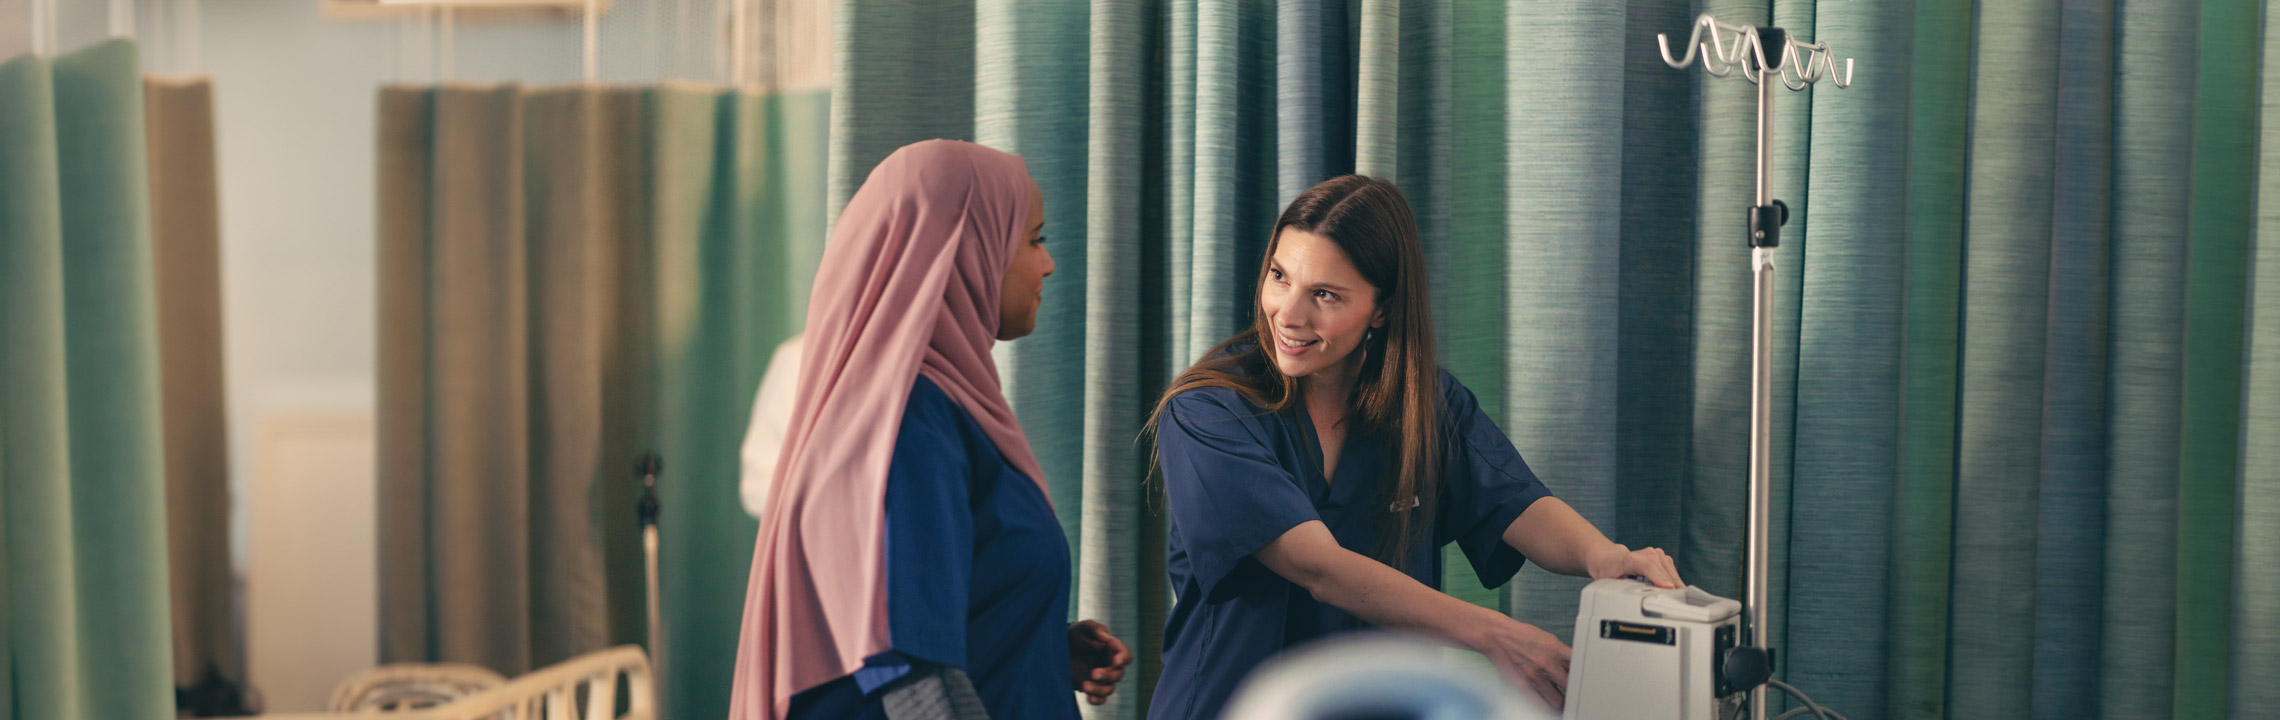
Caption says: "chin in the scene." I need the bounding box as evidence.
[1271,354,1318,379]
[997,319,1037,341]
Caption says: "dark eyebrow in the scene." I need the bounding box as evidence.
[1269,258,1351,293]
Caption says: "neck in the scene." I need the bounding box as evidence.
[1300,353,1363,413]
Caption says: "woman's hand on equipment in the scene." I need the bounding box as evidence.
[1470,617,1571,711]
[1585,543,1684,589]
[1067,620,1132,705]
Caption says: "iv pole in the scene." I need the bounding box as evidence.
[1656,15,1851,720]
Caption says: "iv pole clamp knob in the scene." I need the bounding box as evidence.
[636,452,663,529]
[1749,200,1789,248]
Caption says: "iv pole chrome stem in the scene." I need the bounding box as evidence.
[1745,50,1776,720]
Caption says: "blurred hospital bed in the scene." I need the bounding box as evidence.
[229,645,654,720]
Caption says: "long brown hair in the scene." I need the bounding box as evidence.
[1146,175,1441,567]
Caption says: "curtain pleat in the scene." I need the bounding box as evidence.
[145,74,238,695]
[1763,1,1814,675]
[1498,0,1626,643]
[1892,1,1969,717]
[1082,0,1161,714]
[1392,0,1447,356]
[1185,0,1260,364]
[1615,0,1697,583]
[2034,3,2115,719]
[2234,7,2280,717]
[2102,2,2196,718]
[2235,7,2280,712]
[1435,0,1508,611]
[0,51,89,720]
[652,86,761,720]
[2175,2,2260,716]
[1275,0,1335,207]
[0,40,174,720]
[827,0,976,229]
[1784,2,1908,716]
[427,85,537,673]
[522,88,612,667]
[1167,0,1197,368]
[1354,0,1397,179]
[50,40,175,720]
[375,85,436,669]
[651,86,824,720]
[592,86,657,683]
[1945,3,2058,718]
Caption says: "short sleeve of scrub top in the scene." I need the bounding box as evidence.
[1156,388,1324,598]
[1432,369,1553,587]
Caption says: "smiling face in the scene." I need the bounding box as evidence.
[1259,228,1384,384]
[997,176,1054,340]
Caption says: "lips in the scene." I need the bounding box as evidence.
[1275,332,1319,356]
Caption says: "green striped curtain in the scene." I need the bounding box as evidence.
[0,40,176,720]
[375,83,828,719]
[830,1,2280,719]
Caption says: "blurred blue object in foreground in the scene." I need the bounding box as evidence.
[1218,633,1558,720]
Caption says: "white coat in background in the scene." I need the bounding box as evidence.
[740,334,804,519]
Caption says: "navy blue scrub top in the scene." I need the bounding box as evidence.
[786,376,1080,720]
[1149,366,1553,720]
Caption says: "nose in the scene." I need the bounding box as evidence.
[1274,301,1309,330]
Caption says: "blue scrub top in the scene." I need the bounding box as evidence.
[1148,365,1552,720]
[786,376,1080,720]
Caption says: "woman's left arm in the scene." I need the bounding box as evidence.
[1500,497,1685,589]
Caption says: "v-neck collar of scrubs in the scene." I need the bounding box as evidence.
[1287,391,1378,506]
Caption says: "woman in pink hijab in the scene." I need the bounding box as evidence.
[729,140,1131,720]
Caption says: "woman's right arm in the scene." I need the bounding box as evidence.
[1254,521,1573,711]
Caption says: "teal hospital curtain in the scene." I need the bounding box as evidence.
[375,83,829,719]
[0,40,177,720]
[831,1,2280,719]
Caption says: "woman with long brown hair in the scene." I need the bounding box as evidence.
[1147,175,1682,719]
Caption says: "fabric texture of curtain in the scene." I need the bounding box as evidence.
[0,39,178,720]
[374,83,828,719]
[829,1,2280,719]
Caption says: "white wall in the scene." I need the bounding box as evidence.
[246,413,377,713]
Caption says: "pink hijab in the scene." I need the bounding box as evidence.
[727,140,1049,719]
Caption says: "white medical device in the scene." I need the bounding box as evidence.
[1563,578,1757,720]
